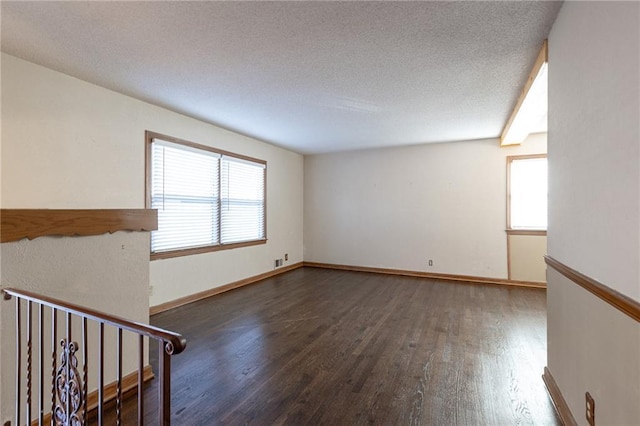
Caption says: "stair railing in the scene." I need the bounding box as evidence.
[2,288,186,426]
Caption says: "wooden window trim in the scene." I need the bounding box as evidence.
[150,239,267,260]
[145,131,266,165]
[145,131,267,260]
[505,229,547,236]
[500,40,548,146]
[506,153,547,231]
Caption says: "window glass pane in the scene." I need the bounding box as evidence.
[220,156,265,244]
[151,142,220,252]
[510,157,547,229]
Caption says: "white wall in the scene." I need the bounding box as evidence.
[547,1,640,423]
[548,2,639,299]
[1,233,150,422]
[1,53,303,422]
[304,133,546,279]
[150,147,303,306]
[1,53,304,309]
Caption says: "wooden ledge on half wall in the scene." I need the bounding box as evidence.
[0,209,158,243]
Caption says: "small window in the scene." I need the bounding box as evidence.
[146,131,266,259]
[507,155,547,230]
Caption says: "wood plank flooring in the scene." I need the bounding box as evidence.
[116,267,559,425]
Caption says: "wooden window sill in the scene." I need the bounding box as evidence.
[151,238,267,260]
[506,229,547,236]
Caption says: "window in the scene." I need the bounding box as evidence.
[507,155,547,230]
[146,131,266,259]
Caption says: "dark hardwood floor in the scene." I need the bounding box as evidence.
[115,267,559,425]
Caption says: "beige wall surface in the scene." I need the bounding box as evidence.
[1,53,304,308]
[149,148,303,307]
[304,133,547,279]
[0,232,150,423]
[508,234,546,283]
[1,53,303,422]
[547,269,640,424]
[548,2,639,299]
[547,1,640,424]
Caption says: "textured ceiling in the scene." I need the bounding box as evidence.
[1,1,561,154]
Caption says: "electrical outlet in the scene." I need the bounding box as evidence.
[428,259,433,267]
[285,253,288,261]
[586,392,595,426]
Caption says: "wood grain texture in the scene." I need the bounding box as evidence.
[542,367,578,426]
[506,229,548,236]
[145,130,267,166]
[545,255,640,323]
[114,267,558,424]
[1,209,157,243]
[149,262,304,315]
[500,40,548,146]
[304,261,546,288]
[507,229,512,280]
[150,239,267,260]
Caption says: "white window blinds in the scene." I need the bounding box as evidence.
[150,138,266,254]
[221,156,266,244]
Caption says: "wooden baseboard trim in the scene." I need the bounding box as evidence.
[32,365,154,425]
[542,366,577,426]
[1,209,158,243]
[150,260,544,316]
[302,262,546,289]
[89,364,154,413]
[150,262,304,315]
[545,255,640,323]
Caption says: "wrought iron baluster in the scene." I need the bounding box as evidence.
[15,297,22,426]
[82,317,88,422]
[98,322,104,426]
[3,288,186,426]
[39,303,44,425]
[54,314,84,425]
[51,308,57,425]
[26,300,32,424]
[116,328,123,426]
[66,313,71,425]
[160,341,174,426]
[138,334,145,425]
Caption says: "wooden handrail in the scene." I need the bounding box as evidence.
[2,287,186,425]
[2,288,186,354]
